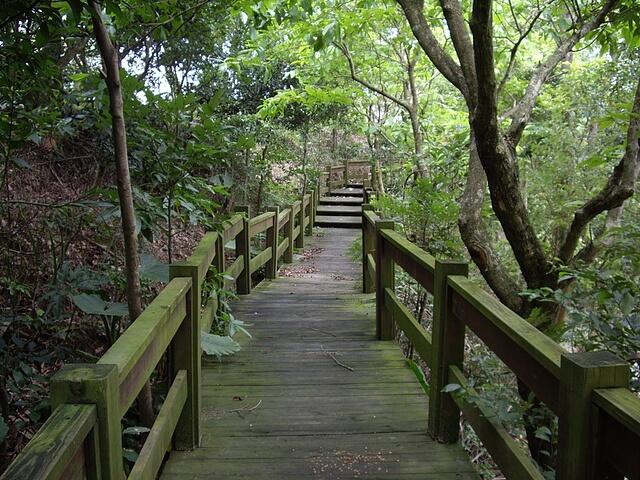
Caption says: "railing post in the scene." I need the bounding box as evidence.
[169,265,201,450]
[344,159,350,186]
[284,204,295,264]
[375,219,395,340]
[295,198,305,249]
[234,206,251,294]
[266,206,279,279]
[51,363,122,480]
[364,187,374,204]
[558,351,629,480]
[304,194,313,236]
[214,232,225,282]
[429,259,469,443]
[308,189,316,232]
[362,205,375,294]
[326,165,333,195]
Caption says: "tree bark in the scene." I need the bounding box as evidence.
[88,0,155,428]
[396,0,469,100]
[458,136,523,312]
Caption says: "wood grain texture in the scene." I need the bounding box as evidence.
[159,228,479,479]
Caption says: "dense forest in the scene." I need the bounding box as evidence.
[1,0,639,478]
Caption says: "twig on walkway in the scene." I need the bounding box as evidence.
[233,400,262,419]
[308,326,337,337]
[321,345,355,371]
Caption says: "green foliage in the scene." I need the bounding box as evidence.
[1,0,639,475]
[373,142,466,258]
[407,359,429,395]
[201,333,241,359]
[200,266,251,359]
[522,53,639,252]
[524,221,640,389]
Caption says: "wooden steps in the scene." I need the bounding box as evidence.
[315,186,364,229]
[316,205,362,215]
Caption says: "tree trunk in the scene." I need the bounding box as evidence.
[458,135,523,312]
[89,0,155,428]
[301,130,309,196]
[396,0,628,470]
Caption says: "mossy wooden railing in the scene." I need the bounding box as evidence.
[320,159,371,196]
[363,205,640,480]
[0,193,316,480]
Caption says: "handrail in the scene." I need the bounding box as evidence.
[1,191,317,480]
[362,206,640,480]
[322,159,372,195]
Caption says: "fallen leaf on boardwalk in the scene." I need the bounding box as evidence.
[279,266,318,277]
[311,450,388,476]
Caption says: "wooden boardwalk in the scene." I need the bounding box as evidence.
[160,228,479,479]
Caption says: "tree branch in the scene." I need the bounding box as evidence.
[504,0,619,146]
[471,0,551,291]
[496,2,549,99]
[335,42,412,112]
[558,75,640,263]
[439,0,477,108]
[396,0,469,102]
[120,0,211,58]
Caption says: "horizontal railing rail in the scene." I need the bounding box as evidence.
[362,205,640,480]
[321,159,372,196]
[1,192,317,480]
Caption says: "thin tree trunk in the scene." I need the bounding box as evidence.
[301,130,309,196]
[89,0,155,428]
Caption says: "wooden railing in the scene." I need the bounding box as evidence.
[0,193,316,480]
[363,205,640,480]
[320,159,371,196]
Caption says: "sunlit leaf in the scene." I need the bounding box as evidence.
[72,294,129,317]
[201,333,241,358]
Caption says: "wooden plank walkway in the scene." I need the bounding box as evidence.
[160,228,479,479]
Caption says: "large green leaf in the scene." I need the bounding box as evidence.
[201,333,241,358]
[139,253,169,283]
[72,294,129,317]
